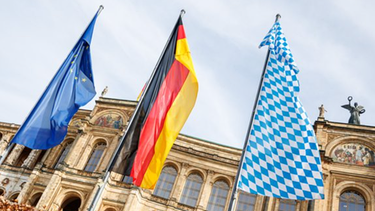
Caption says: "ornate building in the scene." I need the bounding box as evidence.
[0,97,374,211]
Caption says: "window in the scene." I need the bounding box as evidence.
[9,193,19,202]
[279,199,297,211]
[207,180,230,211]
[33,150,46,168]
[61,197,81,211]
[339,190,365,211]
[30,193,43,206]
[54,142,73,168]
[236,191,257,211]
[84,142,106,172]
[308,200,315,211]
[153,166,177,199]
[15,147,32,167]
[263,197,270,211]
[0,189,4,196]
[179,173,203,207]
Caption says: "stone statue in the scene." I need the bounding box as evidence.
[318,104,327,119]
[101,86,108,97]
[341,96,365,125]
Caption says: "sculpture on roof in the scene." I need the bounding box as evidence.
[341,96,365,125]
[318,104,327,119]
[101,86,108,97]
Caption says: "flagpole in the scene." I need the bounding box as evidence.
[227,14,281,211]
[0,5,104,166]
[87,10,186,211]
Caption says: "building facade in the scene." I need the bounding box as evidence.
[0,97,374,211]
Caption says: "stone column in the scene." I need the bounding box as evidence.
[36,172,62,210]
[197,170,215,210]
[266,197,277,211]
[295,200,301,211]
[169,163,189,204]
[0,133,12,155]
[4,144,25,165]
[123,188,142,211]
[82,182,101,211]
[17,170,41,204]
[21,150,42,169]
[65,132,91,168]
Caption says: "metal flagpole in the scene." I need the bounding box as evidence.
[227,14,281,211]
[0,5,104,166]
[87,10,186,211]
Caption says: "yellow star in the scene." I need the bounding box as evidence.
[70,69,73,73]
[74,54,78,58]
[75,77,78,80]
[82,78,87,82]
[86,46,89,50]
[71,61,74,64]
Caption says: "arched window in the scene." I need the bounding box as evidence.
[84,142,106,172]
[153,166,177,199]
[236,191,257,211]
[0,188,4,196]
[179,173,203,207]
[339,190,365,211]
[30,192,43,206]
[61,197,81,211]
[54,141,73,168]
[9,193,19,202]
[207,180,230,211]
[279,199,297,211]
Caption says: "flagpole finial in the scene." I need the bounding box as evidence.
[98,5,104,14]
[275,14,281,22]
[180,9,186,17]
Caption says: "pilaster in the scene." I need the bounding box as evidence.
[4,144,25,165]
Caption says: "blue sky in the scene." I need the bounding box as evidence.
[1,1,374,148]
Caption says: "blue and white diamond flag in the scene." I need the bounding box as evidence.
[238,21,324,200]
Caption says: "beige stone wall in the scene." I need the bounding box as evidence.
[1,97,375,211]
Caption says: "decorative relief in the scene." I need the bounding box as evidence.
[94,114,124,129]
[20,182,26,189]
[1,178,9,186]
[331,143,375,167]
[71,119,83,128]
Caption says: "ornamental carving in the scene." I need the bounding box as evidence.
[331,143,375,167]
[1,178,9,186]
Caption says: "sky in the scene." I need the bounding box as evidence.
[1,1,375,149]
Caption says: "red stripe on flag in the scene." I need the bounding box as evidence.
[131,59,190,185]
[177,25,186,40]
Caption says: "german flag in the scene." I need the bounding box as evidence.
[112,15,198,189]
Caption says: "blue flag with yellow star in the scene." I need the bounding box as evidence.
[11,9,100,149]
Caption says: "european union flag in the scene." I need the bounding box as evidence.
[11,7,102,149]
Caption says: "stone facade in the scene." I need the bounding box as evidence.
[0,97,374,211]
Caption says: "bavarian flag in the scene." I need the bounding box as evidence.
[112,15,198,189]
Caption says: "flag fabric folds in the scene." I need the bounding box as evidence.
[112,17,198,189]
[238,21,324,200]
[11,10,99,150]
